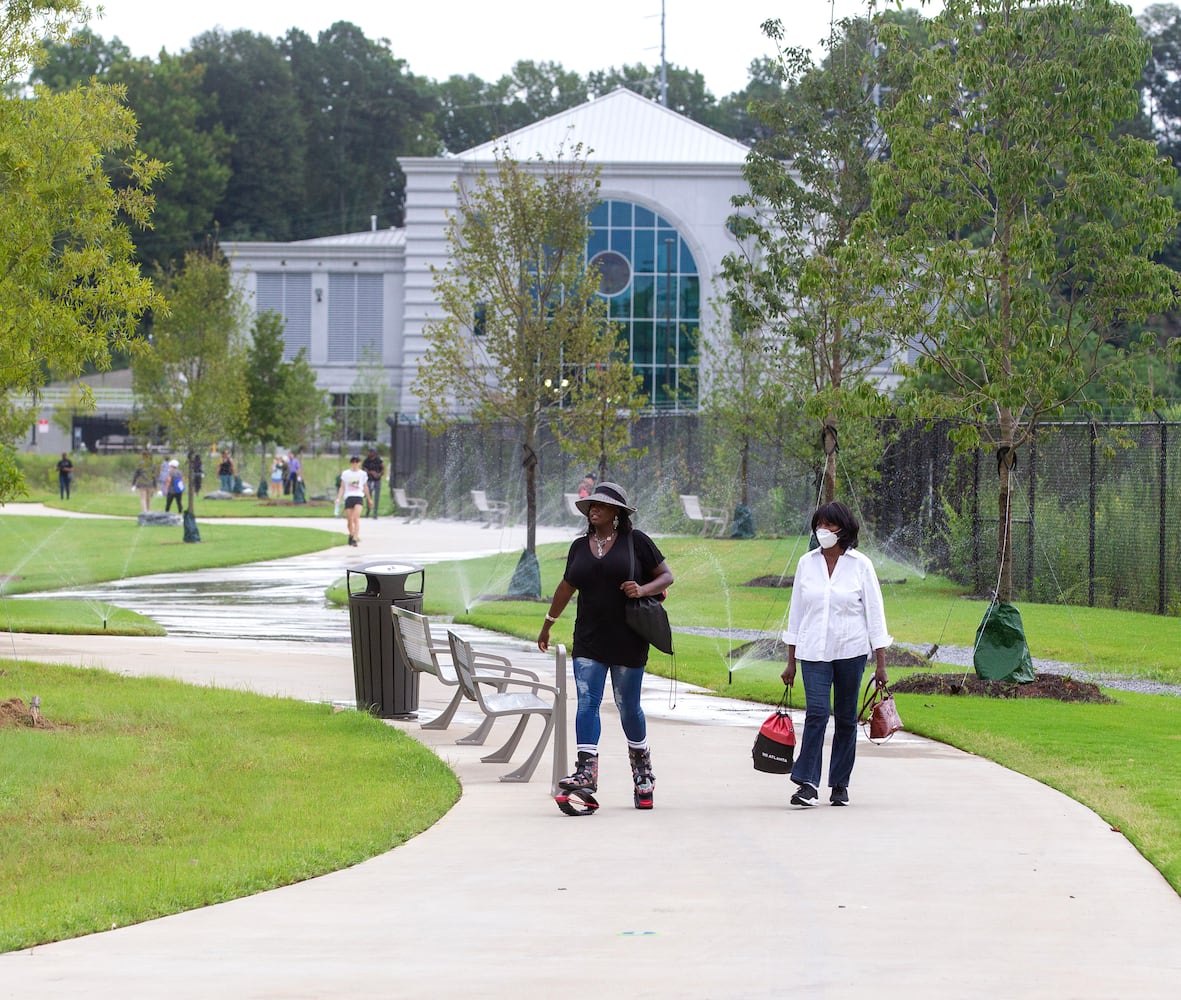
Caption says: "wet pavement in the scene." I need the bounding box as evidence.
[7,506,575,643]
[27,555,352,641]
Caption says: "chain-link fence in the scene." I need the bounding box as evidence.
[384,414,1180,617]
[867,419,1180,616]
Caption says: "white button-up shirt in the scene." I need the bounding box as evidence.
[782,547,893,661]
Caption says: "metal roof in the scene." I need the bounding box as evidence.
[292,229,406,248]
[457,88,750,165]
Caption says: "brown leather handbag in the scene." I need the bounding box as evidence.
[858,679,904,743]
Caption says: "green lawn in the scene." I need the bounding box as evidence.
[0,661,459,953]
[0,515,341,597]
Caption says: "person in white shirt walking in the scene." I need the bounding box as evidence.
[780,501,891,807]
[335,456,371,547]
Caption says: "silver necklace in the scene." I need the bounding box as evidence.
[594,532,616,557]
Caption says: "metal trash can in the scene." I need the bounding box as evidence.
[347,562,424,718]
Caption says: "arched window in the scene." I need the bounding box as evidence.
[588,200,699,410]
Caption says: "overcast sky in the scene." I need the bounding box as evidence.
[82,2,1163,99]
[82,1,891,97]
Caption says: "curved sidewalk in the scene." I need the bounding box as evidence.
[2,517,1180,997]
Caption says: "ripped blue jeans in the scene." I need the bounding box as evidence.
[572,657,647,748]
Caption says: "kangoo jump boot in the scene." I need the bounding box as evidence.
[628,746,655,810]
[555,751,599,816]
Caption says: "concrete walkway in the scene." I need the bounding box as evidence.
[2,509,1180,998]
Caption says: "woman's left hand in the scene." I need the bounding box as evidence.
[620,580,643,598]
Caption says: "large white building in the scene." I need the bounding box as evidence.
[224,89,751,434]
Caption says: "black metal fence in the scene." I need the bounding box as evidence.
[385,414,1180,617]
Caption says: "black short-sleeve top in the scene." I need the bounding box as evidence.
[563,528,665,667]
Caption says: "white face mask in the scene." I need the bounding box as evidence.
[815,527,840,550]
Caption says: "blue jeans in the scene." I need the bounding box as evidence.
[572,657,646,748]
[791,655,867,790]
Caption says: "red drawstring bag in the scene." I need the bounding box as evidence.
[752,686,796,773]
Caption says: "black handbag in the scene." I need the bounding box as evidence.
[625,532,674,654]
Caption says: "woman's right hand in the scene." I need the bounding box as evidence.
[780,658,796,687]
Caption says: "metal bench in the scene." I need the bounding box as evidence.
[391,607,519,744]
[679,493,727,536]
[447,630,566,784]
[391,486,428,522]
[471,489,509,528]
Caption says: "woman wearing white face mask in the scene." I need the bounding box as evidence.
[780,501,891,807]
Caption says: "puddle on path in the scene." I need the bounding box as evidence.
[24,554,351,642]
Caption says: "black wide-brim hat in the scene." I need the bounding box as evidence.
[575,481,636,516]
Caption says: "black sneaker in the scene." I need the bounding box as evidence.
[830,786,849,806]
[790,783,818,807]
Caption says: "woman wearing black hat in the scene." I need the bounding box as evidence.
[538,482,673,810]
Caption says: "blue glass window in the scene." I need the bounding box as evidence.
[587,199,700,409]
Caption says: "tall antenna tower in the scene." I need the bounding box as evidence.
[660,0,668,106]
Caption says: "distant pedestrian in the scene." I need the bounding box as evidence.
[189,453,203,494]
[336,456,371,547]
[165,459,185,513]
[362,447,384,518]
[288,451,306,504]
[132,453,154,513]
[577,472,597,499]
[56,453,74,499]
[217,450,235,493]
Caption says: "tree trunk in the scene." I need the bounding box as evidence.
[996,434,1017,604]
[740,434,750,505]
[523,425,538,555]
[822,420,838,504]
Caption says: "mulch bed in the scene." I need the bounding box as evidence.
[726,641,1111,704]
[891,672,1114,704]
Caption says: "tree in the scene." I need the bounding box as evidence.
[722,14,896,508]
[587,63,730,133]
[31,34,232,271]
[412,144,630,594]
[238,310,288,483]
[238,310,330,480]
[867,0,1181,604]
[284,22,438,232]
[131,249,249,535]
[28,24,130,90]
[1139,3,1181,165]
[276,348,330,457]
[187,29,307,240]
[0,2,164,500]
[111,53,231,270]
[698,318,803,534]
[554,357,648,484]
[348,345,397,445]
